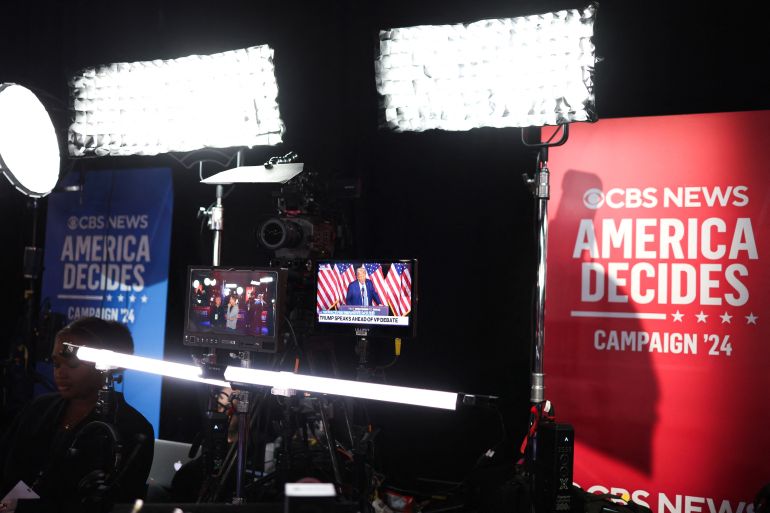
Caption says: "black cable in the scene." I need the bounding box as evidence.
[283,315,305,364]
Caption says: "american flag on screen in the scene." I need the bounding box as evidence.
[385,262,412,316]
[365,263,391,309]
[335,263,357,305]
[317,263,341,313]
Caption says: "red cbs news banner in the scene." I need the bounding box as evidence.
[544,111,770,512]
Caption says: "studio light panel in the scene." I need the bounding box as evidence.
[68,46,284,157]
[375,4,598,131]
[0,83,60,197]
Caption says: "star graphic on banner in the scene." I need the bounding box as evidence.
[746,312,758,325]
[117,294,124,302]
[695,311,708,323]
[129,294,136,303]
[671,310,684,322]
[141,294,149,304]
[720,312,732,324]
[106,294,112,302]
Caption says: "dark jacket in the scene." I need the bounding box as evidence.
[0,392,154,512]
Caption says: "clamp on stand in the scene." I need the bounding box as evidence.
[95,370,120,423]
[198,185,225,267]
[198,149,245,267]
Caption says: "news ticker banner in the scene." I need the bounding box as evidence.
[40,168,173,435]
[543,111,769,511]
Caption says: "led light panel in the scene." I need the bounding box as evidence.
[375,4,598,131]
[68,46,284,156]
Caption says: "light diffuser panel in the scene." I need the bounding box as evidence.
[375,4,598,131]
[68,46,284,156]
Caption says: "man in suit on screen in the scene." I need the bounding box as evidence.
[345,266,381,306]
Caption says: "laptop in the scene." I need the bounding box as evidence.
[147,439,197,489]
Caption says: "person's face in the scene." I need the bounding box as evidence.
[51,336,103,401]
[229,296,236,306]
[357,268,366,283]
[215,296,222,306]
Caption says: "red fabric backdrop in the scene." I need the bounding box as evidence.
[544,111,770,511]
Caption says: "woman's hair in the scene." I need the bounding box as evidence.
[56,317,134,355]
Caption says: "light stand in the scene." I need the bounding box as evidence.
[197,150,238,501]
[194,151,304,504]
[522,125,573,513]
[231,352,252,505]
[4,193,49,419]
[522,124,569,411]
[198,150,244,267]
[0,83,60,394]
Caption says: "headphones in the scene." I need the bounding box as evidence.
[69,420,124,499]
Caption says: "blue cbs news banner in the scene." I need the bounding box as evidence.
[40,168,173,434]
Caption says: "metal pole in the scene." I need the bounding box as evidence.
[522,125,568,407]
[318,398,343,488]
[233,349,251,504]
[210,150,243,266]
[211,185,223,266]
[233,389,250,503]
[531,154,549,406]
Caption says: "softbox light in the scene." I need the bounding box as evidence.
[0,83,61,197]
[68,45,284,157]
[375,4,598,131]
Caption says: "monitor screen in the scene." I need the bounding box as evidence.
[315,260,417,334]
[184,266,287,353]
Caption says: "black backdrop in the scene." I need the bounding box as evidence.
[1,0,769,484]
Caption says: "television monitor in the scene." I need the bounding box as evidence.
[315,260,417,336]
[183,266,287,353]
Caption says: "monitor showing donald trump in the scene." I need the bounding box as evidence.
[316,260,416,332]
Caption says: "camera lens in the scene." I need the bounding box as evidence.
[258,218,303,250]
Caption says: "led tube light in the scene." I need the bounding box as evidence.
[375,4,598,131]
[224,367,458,410]
[75,346,230,387]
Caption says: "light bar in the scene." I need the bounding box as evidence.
[68,45,283,157]
[74,346,230,387]
[375,4,597,131]
[224,367,458,410]
[0,83,60,197]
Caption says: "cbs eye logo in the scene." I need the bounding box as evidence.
[582,188,604,209]
[67,216,79,230]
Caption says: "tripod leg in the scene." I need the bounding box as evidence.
[318,397,342,489]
